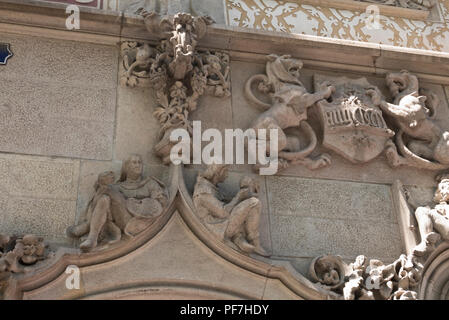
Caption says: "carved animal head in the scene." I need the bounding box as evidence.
[386,70,419,100]
[266,54,304,86]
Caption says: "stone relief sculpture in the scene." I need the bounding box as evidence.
[407,173,449,257]
[0,235,47,298]
[310,253,422,300]
[121,11,230,164]
[355,0,436,10]
[245,54,335,172]
[310,173,449,300]
[193,164,268,256]
[67,154,169,251]
[367,70,449,170]
[314,75,395,164]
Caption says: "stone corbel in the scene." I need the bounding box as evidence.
[120,11,231,164]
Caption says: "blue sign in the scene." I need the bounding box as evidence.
[0,43,13,65]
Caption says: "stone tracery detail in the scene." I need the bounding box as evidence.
[120,12,230,164]
[192,164,268,256]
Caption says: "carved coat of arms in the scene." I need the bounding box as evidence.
[314,75,394,163]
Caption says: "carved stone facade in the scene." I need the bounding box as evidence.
[0,0,449,301]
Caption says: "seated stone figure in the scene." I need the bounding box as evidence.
[412,174,449,257]
[193,164,267,256]
[67,154,168,251]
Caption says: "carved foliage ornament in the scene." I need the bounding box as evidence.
[0,235,47,298]
[310,254,421,300]
[121,11,230,164]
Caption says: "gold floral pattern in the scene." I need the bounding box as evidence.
[226,0,449,51]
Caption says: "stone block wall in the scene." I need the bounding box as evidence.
[1,27,449,280]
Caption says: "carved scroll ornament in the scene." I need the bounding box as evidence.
[121,12,230,164]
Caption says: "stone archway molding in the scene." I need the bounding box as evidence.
[419,242,449,300]
[4,164,326,300]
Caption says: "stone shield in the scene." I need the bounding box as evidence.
[314,75,394,163]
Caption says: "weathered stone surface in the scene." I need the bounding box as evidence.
[267,176,394,222]
[270,215,402,261]
[267,176,402,261]
[114,85,162,165]
[0,34,118,86]
[0,153,79,200]
[0,153,79,242]
[0,33,117,160]
[0,197,76,242]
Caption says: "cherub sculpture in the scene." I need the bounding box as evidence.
[408,173,449,257]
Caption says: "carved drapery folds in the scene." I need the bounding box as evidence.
[355,0,436,10]
[121,12,230,164]
[0,235,47,298]
[67,154,169,252]
[192,164,268,256]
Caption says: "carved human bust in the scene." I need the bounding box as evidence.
[67,154,169,251]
